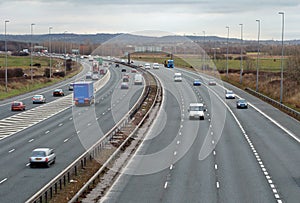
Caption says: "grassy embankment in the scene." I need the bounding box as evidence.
[131,53,300,111]
[0,55,82,100]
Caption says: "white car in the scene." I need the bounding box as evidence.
[144,63,151,70]
[152,63,160,69]
[225,90,235,99]
[29,148,56,168]
[174,72,182,82]
[188,103,206,120]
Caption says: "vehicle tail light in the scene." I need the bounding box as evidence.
[45,158,48,162]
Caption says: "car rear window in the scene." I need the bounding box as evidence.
[12,102,21,106]
[31,151,46,157]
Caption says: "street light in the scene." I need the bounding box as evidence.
[256,20,261,92]
[226,26,229,78]
[49,26,53,78]
[5,20,9,92]
[64,31,67,76]
[279,12,285,103]
[30,23,35,81]
[203,30,206,70]
[239,23,243,84]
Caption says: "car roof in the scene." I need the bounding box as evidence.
[189,103,204,107]
[32,148,51,152]
[33,94,43,97]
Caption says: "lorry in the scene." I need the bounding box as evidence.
[166,59,174,68]
[73,81,94,106]
[174,72,182,82]
[134,74,143,85]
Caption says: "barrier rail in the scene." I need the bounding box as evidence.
[245,87,300,120]
[25,64,158,203]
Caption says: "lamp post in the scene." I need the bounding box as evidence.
[30,23,35,81]
[64,31,67,76]
[239,23,243,84]
[5,20,9,92]
[256,20,261,92]
[226,26,229,78]
[203,30,206,70]
[279,12,285,103]
[49,26,52,78]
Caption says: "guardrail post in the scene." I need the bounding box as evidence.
[63,175,66,186]
[50,187,53,199]
[68,172,70,183]
[59,179,62,190]
[45,191,48,203]
[39,196,42,203]
[55,182,58,194]
[75,165,78,176]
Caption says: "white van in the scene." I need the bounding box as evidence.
[174,72,182,82]
[188,103,206,120]
[134,74,143,85]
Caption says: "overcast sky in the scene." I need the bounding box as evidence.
[0,0,299,40]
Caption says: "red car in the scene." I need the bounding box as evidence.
[11,101,26,111]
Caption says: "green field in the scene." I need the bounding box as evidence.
[131,53,283,72]
[0,55,51,68]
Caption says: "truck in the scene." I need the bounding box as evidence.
[73,81,94,106]
[166,59,174,68]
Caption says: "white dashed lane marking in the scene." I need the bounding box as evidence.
[0,178,8,184]
[8,149,15,153]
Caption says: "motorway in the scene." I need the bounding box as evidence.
[0,61,144,202]
[101,66,300,202]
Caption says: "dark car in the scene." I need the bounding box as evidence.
[11,101,26,111]
[53,89,64,96]
[193,79,201,86]
[115,64,119,68]
[236,98,248,109]
[121,68,126,72]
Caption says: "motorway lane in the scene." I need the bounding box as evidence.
[0,59,91,120]
[181,69,300,202]
[0,65,144,202]
[101,66,298,202]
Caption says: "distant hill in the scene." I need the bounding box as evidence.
[0,33,299,45]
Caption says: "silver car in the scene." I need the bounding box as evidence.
[29,148,56,168]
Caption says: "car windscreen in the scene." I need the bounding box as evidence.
[190,106,204,111]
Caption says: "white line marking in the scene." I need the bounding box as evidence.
[214,164,218,170]
[69,117,73,120]
[64,138,69,143]
[26,163,30,167]
[28,139,34,143]
[45,130,50,134]
[58,123,63,127]
[8,149,15,153]
[213,150,216,156]
[216,181,220,189]
[164,181,168,189]
[77,131,80,134]
[174,151,177,156]
[170,165,173,170]
[0,178,7,184]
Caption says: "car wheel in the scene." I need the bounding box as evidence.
[46,162,50,168]
[29,164,34,168]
